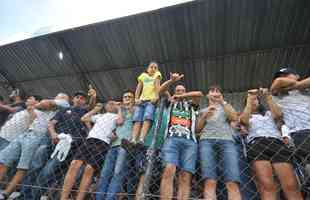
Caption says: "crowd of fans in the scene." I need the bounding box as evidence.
[0,62,308,200]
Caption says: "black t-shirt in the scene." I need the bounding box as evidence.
[52,106,88,142]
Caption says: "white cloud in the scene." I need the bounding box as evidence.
[0,0,191,45]
[0,32,31,46]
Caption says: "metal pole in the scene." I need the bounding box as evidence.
[141,98,165,200]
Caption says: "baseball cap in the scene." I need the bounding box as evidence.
[273,65,299,80]
[74,91,87,98]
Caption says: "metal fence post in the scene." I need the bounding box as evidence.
[141,98,165,200]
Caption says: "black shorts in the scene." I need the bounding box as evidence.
[291,130,310,164]
[74,138,109,171]
[247,137,293,163]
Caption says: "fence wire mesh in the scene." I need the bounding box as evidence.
[0,95,308,200]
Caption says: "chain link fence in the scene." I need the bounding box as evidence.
[0,95,308,200]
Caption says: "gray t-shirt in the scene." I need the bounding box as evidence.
[28,99,70,135]
[29,110,58,134]
[247,111,282,142]
[199,104,234,141]
[273,90,310,133]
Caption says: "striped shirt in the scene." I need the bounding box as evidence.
[273,90,310,133]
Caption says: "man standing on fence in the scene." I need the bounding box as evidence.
[96,90,135,200]
[0,95,42,151]
[18,91,89,200]
[196,85,241,200]
[271,66,310,165]
[159,72,203,200]
[0,93,70,199]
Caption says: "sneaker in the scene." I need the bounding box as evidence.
[0,192,8,200]
[10,192,20,199]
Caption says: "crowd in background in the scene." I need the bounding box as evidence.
[0,62,309,200]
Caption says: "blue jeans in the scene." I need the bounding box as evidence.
[20,140,53,200]
[21,137,77,200]
[132,101,155,122]
[96,146,128,200]
[162,137,197,174]
[0,132,48,169]
[0,137,9,151]
[199,139,240,182]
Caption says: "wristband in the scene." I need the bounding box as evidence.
[281,125,291,138]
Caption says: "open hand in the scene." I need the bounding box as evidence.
[170,72,184,82]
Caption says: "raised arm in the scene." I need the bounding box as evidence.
[115,104,124,125]
[296,77,310,90]
[222,102,238,122]
[261,89,282,120]
[81,104,102,123]
[87,85,97,110]
[35,99,69,111]
[34,100,55,110]
[48,119,59,144]
[270,77,298,94]
[0,103,19,113]
[159,73,184,95]
[239,93,255,127]
[135,81,143,103]
[154,76,161,98]
[175,91,203,105]
[214,94,238,122]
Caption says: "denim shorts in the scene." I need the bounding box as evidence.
[0,137,9,151]
[0,131,47,170]
[132,101,155,122]
[199,139,240,183]
[162,137,198,174]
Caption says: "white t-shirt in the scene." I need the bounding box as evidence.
[88,112,118,144]
[247,111,282,142]
[0,110,39,141]
[273,90,310,133]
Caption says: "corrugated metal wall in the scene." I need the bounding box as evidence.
[0,0,309,100]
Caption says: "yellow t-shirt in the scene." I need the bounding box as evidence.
[138,71,162,100]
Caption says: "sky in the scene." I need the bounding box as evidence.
[0,0,191,46]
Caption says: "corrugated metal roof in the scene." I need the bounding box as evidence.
[0,0,309,100]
